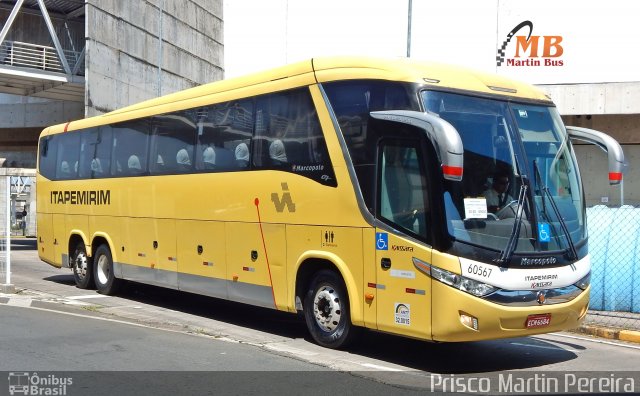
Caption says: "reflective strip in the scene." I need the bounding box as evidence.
[442,165,463,177]
[406,288,426,295]
[114,262,276,309]
[609,172,623,181]
[242,266,255,272]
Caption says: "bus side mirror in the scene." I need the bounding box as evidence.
[370,110,464,181]
[566,126,625,185]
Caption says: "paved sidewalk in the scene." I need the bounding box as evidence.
[578,310,640,343]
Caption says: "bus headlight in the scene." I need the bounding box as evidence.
[414,258,497,297]
[574,272,591,290]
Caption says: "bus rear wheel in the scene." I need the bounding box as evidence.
[72,243,94,289]
[93,244,122,295]
[303,270,358,349]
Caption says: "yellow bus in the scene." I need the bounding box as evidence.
[36,57,624,348]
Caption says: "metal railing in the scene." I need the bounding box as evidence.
[0,40,84,75]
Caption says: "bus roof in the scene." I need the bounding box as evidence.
[42,56,551,136]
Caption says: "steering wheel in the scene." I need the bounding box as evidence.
[495,200,518,220]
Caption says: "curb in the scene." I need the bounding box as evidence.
[574,324,640,344]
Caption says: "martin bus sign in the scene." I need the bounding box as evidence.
[496,21,564,67]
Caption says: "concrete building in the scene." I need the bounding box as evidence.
[0,0,223,236]
[0,0,224,168]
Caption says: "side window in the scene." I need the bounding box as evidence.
[78,129,98,179]
[78,127,113,179]
[55,132,80,180]
[195,99,253,171]
[254,88,336,186]
[150,111,196,174]
[377,142,429,240]
[38,135,57,180]
[323,80,416,166]
[112,120,150,176]
[93,126,113,179]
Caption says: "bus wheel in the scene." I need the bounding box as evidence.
[303,270,357,349]
[72,243,94,289]
[93,244,122,295]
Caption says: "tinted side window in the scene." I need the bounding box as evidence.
[324,80,418,206]
[78,129,97,179]
[195,100,253,171]
[38,135,57,180]
[323,80,417,166]
[55,132,80,180]
[254,88,335,186]
[78,127,113,179]
[112,120,150,176]
[150,111,197,174]
[378,142,429,241]
[93,126,113,178]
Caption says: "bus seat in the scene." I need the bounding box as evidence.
[127,155,142,174]
[269,139,288,165]
[202,147,216,169]
[176,149,191,170]
[234,143,250,168]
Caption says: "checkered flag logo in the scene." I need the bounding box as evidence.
[496,21,533,66]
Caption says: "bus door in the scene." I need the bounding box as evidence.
[124,217,177,288]
[374,139,433,339]
[226,222,284,310]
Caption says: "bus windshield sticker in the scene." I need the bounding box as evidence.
[464,198,487,219]
[376,232,388,250]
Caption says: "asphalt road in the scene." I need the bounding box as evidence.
[3,239,640,394]
[1,304,428,396]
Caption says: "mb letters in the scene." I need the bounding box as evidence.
[50,190,111,205]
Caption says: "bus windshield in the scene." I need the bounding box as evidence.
[422,91,585,255]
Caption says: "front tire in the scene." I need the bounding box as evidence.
[303,270,358,349]
[93,244,122,295]
[72,242,94,289]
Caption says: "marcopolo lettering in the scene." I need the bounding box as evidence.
[521,257,557,266]
[292,164,325,172]
[50,190,111,205]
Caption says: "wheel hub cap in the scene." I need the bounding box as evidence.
[313,286,342,332]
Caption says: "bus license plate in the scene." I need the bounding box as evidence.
[526,314,551,329]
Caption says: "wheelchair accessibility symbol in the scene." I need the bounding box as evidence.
[376,232,388,250]
[538,223,551,242]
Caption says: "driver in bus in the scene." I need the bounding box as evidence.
[483,170,513,213]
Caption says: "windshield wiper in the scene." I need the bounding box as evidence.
[494,178,528,266]
[532,160,578,260]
